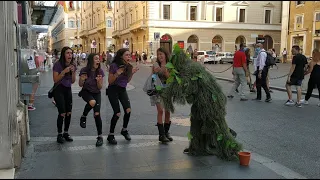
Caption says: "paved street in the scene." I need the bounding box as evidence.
[15,63,320,179]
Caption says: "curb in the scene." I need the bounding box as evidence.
[215,76,319,99]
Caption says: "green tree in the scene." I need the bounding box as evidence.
[160,44,242,160]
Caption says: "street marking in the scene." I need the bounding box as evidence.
[29,135,306,179]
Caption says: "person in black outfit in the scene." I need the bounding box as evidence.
[52,46,77,143]
[285,45,308,107]
[79,53,105,146]
[107,48,139,145]
[300,49,320,106]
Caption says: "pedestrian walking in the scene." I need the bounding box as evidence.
[78,53,105,146]
[52,46,77,143]
[285,45,308,108]
[282,48,288,63]
[253,43,272,102]
[300,49,320,106]
[227,43,249,101]
[106,48,139,145]
[244,48,255,92]
[151,47,172,143]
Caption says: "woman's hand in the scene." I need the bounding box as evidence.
[62,66,71,74]
[116,67,125,75]
[96,75,103,83]
[154,66,161,73]
[132,67,139,74]
[80,74,88,81]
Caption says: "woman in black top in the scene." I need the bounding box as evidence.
[301,49,320,106]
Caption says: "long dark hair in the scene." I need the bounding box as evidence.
[113,48,132,77]
[245,48,251,61]
[85,53,101,77]
[156,47,170,66]
[59,46,74,69]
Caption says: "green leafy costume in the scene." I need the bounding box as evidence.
[159,44,242,160]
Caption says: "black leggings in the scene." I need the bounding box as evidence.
[305,77,320,101]
[81,89,102,135]
[107,85,131,133]
[256,67,271,100]
[53,85,73,134]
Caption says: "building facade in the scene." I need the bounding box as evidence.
[79,1,114,54]
[112,1,282,56]
[49,1,82,52]
[286,1,320,58]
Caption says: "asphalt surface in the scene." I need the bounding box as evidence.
[23,63,320,179]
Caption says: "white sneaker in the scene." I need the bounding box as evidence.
[285,99,295,106]
[300,99,309,105]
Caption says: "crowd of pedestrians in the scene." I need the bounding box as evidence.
[228,43,320,108]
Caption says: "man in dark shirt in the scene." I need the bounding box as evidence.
[285,45,308,108]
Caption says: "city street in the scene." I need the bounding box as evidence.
[15,63,320,179]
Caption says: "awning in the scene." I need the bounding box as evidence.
[31,2,58,25]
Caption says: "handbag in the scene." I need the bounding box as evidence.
[48,78,63,99]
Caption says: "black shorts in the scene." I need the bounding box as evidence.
[287,77,303,86]
[81,89,101,113]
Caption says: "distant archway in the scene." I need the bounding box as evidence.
[263,35,273,51]
[160,34,173,53]
[212,35,223,52]
[187,35,199,53]
[235,35,246,51]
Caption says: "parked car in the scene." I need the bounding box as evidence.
[219,52,234,64]
[197,50,218,64]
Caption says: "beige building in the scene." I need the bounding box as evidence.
[281,1,320,58]
[49,1,82,52]
[113,1,282,56]
[79,1,114,54]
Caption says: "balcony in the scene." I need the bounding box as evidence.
[112,30,120,38]
[79,29,89,38]
[97,21,107,33]
[129,19,147,33]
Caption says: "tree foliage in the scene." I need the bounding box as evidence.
[159,44,242,160]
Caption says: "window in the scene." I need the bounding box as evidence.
[163,5,171,20]
[68,20,75,28]
[143,6,145,19]
[77,20,80,29]
[316,13,320,22]
[296,16,302,23]
[190,6,197,21]
[122,19,124,29]
[136,10,138,21]
[130,14,132,24]
[239,9,245,22]
[296,1,305,5]
[265,10,271,24]
[216,7,222,22]
[107,19,112,28]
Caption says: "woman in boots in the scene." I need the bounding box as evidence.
[79,53,105,146]
[107,48,139,145]
[52,46,76,144]
[151,47,172,143]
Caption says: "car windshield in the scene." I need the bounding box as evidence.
[197,52,205,55]
[206,51,215,55]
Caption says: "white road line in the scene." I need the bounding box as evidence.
[29,135,307,179]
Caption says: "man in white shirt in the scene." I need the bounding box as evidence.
[81,52,87,62]
[254,43,272,102]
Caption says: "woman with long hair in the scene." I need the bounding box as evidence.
[52,46,76,144]
[79,53,105,146]
[245,48,255,92]
[151,48,172,143]
[107,48,139,145]
[300,49,320,106]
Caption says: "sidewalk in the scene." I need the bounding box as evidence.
[15,65,305,179]
[204,63,319,98]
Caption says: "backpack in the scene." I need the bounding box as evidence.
[259,50,276,67]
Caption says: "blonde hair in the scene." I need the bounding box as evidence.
[312,49,320,63]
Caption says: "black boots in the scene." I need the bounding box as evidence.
[164,122,173,141]
[157,123,170,143]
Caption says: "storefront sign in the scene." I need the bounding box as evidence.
[177,41,184,49]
